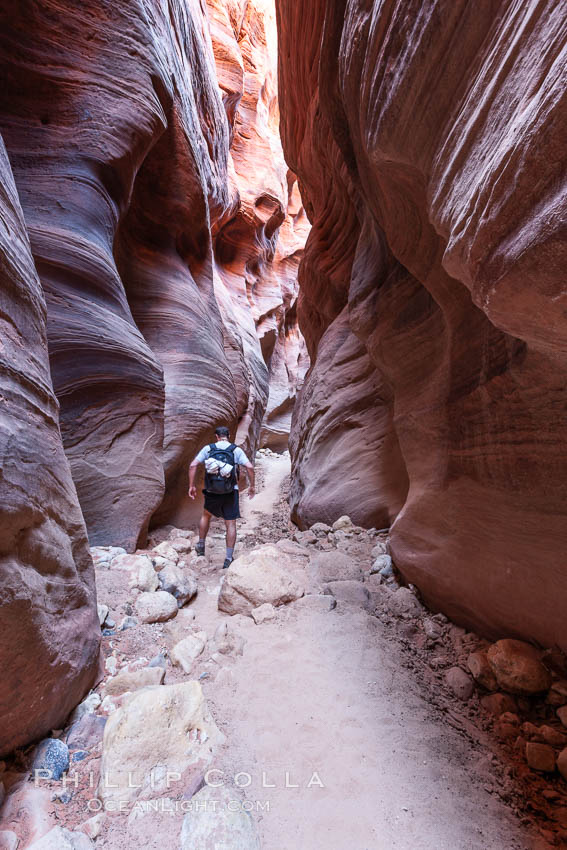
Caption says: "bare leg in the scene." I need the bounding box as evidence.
[225,519,237,550]
[199,510,212,541]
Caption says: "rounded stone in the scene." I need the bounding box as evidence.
[32,738,70,781]
[487,639,551,695]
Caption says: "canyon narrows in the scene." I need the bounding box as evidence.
[0,0,566,847]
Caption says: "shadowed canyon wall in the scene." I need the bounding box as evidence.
[0,0,306,752]
[276,0,567,649]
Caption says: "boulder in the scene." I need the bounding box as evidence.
[152,541,180,564]
[98,681,223,804]
[158,564,198,607]
[525,742,556,773]
[308,551,362,583]
[180,786,260,850]
[467,651,498,691]
[0,784,54,844]
[170,634,207,673]
[128,555,159,593]
[169,538,193,555]
[218,546,304,616]
[332,515,352,531]
[136,591,178,624]
[251,603,276,624]
[487,640,552,695]
[104,666,165,697]
[444,667,474,701]
[325,581,371,609]
[27,827,94,850]
[31,738,69,781]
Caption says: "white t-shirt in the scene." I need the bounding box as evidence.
[194,441,250,490]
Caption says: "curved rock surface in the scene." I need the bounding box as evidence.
[0,0,308,547]
[276,0,567,648]
[0,138,100,756]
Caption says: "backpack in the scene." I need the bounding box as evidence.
[204,443,239,495]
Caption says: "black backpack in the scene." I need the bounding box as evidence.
[204,443,239,495]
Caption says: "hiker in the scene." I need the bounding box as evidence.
[188,425,255,569]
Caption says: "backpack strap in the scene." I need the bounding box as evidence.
[209,443,217,452]
[227,443,236,453]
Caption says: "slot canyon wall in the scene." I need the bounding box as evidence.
[0,0,307,753]
[276,0,567,650]
[0,138,100,755]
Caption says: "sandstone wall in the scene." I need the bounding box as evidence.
[276,0,567,649]
[0,0,307,548]
[0,138,100,755]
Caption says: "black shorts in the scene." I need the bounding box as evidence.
[203,489,240,520]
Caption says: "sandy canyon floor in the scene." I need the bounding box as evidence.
[2,454,565,849]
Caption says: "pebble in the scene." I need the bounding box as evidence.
[119,616,138,631]
[32,738,70,781]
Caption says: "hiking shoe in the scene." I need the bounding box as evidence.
[195,541,205,557]
[222,558,233,570]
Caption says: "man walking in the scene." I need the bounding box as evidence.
[188,426,255,568]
